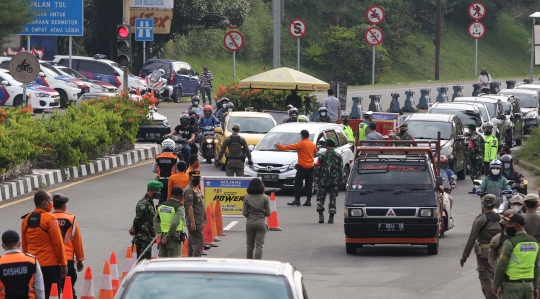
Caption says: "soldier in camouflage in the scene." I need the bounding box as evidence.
[390,123,416,147]
[467,124,484,192]
[315,138,343,224]
[129,180,160,260]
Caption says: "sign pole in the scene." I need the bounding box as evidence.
[475,39,478,78]
[27,36,30,51]
[123,66,128,92]
[143,41,146,64]
[272,0,281,68]
[372,46,375,85]
[69,36,72,69]
[233,51,236,81]
[23,83,27,108]
[531,17,535,82]
[297,38,300,71]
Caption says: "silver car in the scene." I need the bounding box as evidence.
[116,258,309,299]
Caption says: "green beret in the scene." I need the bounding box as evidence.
[325,138,336,146]
[467,124,476,129]
[147,180,163,190]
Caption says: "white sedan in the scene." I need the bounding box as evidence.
[0,70,60,110]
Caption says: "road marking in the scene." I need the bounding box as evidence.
[0,160,154,209]
[223,221,239,231]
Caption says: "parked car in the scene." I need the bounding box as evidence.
[116,258,309,299]
[140,59,200,103]
[0,70,60,110]
[402,113,466,180]
[244,123,355,190]
[499,88,540,134]
[56,65,118,93]
[480,95,524,146]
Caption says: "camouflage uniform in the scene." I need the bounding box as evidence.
[468,132,484,180]
[315,146,343,214]
[390,132,415,147]
[131,194,156,260]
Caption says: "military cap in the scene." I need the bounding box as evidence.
[524,194,540,202]
[52,193,69,205]
[147,180,163,190]
[399,123,407,128]
[189,170,201,177]
[504,213,525,226]
[467,124,476,129]
[171,186,183,196]
[232,123,240,130]
[325,138,336,146]
[500,210,514,225]
[510,195,524,204]
[2,230,19,244]
[481,194,498,207]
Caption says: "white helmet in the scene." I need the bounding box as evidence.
[161,138,175,152]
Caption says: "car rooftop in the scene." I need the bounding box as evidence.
[431,102,481,109]
[228,111,274,118]
[454,96,498,103]
[515,84,540,88]
[271,122,340,133]
[480,95,512,101]
[501,88,538,94]
[406,113,454,122]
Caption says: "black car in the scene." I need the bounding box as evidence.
[500,88,540,134]
[140,59,200,103]
[409,109,466,180]
[481,95,524,146]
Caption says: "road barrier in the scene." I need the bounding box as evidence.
[50,283,59,299]
[418,89,431,110]
[215,200,226,236]
[204,205,217,246]
[122,247,132,280]
[210,202,220,242]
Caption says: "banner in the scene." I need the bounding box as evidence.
[202,177,252,217]
[130,0,174,10]
[130,10,173,34]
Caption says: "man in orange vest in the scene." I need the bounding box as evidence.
[0,230,45,299]
[152,139,178,203]
[168,161,190,200]
[21,190,67,299]
[186,155,200,174]
[52,194,85,299]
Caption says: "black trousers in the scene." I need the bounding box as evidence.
[67,260,78,299]
[484,161,491,176]
[41,265,62,299]
[294,166,314,201]
[158,178,169,203]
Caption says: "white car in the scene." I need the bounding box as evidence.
[56,66,118,93]
[500,88,540,134]
[0,70,60,110]
[244,123,355,190]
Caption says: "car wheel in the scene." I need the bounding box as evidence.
[339,165,350,191]
[173,89,181,103]
[427,238,439,255]
[13,95,24,107]
[56,89,68,108]
[346,243,358,254]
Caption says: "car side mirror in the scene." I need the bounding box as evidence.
[214,127,223,134]
[0,80,8,86]
[455,135,465,141]
[248,145,255,151]
[464,132,471,137]
[436,176,443,186]
[38,72,45,77]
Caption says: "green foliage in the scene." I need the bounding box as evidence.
[0,0,35,43]
[516,126,540,169]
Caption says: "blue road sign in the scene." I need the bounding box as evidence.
[19,0,84,36]
[135,18,154,42]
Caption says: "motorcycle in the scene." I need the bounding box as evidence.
[145,70,173,104]
[200,126,216,164]
[473,180,519,214]
[168,135,188,162]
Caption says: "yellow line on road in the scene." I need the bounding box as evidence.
[0,160,154,209]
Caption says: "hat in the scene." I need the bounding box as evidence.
[481,194,498,207]
[2,230,19,244]
[325,138,336,146]
[52,193,69,205]
[504,213,526,226]
[369,122,377,130]
[510,195,524,204]
[500,210,514,225]
[364,111,373,116]
[400,123,408,128]
[232,123,240,130]
[467,124,477,129]
[147,180,163,190]
[189,170,201,177]
[482,67,487,71]
[524,194,540,202]
[171,186,183,196]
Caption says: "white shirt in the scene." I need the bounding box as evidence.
[322,96,340,122]
[478,74,491,87]
[3,249,45,299]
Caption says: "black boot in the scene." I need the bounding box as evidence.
[303,198,311,206]
[287,200,301,206]
[318,212,324,223]
[469,186,476,194]
[328,214,334,224]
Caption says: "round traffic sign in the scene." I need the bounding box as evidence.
[468,21,486,39]
[468,2,486,20]
[289,18,307,39]
[364,27,384,46]
[223,31,245,52]
[366,5,385,25]
[9,52,40,83]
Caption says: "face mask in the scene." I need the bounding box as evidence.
[484,130,492,135]
[512,205,522,213]
[192,178,201,186]
[320,112,327,117]
[505,226,517,236]
[228,108,233,112]
[343,119,348,125]
[153,192,161,199]
[491,169,500,175]
[400,129,407,134]
[504,163,511,169]
[45,201,53,212]
[194,101,199,106]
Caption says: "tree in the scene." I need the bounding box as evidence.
[0,0,35,44]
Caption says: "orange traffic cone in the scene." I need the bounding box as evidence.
[98,262,113,299]
[50,283,60,299]
[215,200,226,236]
[80,266,94,299]
[210,202,220,242]
[62,276,73,299]
[267,192,282,231]
[181,240,188,257]
[204,206,217,247]
[122,247,133,280]
[151,238,159,259]
[136,87,141,96]
[109,252,120,296]
[132,243,138,262]
[27,103,34,114]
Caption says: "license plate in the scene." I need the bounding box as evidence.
[378,223,404,231]
[259,174,278,182]
[54,99,59,103]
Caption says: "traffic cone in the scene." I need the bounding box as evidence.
[181,240,188,257]
[27,103,34,114]
[62,276,73,299]
[209,202,220,242]
[109,252,120,296]
[50,283,59,299]
[122,247,133,280]
[204,206,217,247]
[80,266,95,299]
[132,243,138,262]
[267,192,282,231]
[151,238,159,259]
[98,262,113,299]
[136,87,141,96]
[215,200,226,236]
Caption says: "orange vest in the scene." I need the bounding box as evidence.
[0,252,37,299]
[155,152,178,177]
[21,209,67,267]
[52,211,84,261]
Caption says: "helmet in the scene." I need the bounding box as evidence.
[289,107,299,116]
[501,154,513,169]
[319,107,328,117]
[287,104,294,110]
[489,159,503,169]
[221,97,229,104]
[483,121,494,129]
[157,68,165,76]
[191,95,200,105]
[227,103,235,111]
[436,155,449,169]
[341,112,349,119]
[161,138,175,152]
[180,113,190,125]
[481,194,498,207]
[298,115,309,123]
[203,105,213,117]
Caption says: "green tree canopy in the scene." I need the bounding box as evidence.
[0,0,34,44]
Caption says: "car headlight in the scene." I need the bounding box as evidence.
[66,82,77,88]
[90,84,107,92]
[349,209,364,217]
[419,208,432,217]
[524,111,538,119]
[162,119,169,127]
[34,92,48,98]
[288,160,298,170]
[205,138,213,143]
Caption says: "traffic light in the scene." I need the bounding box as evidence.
[116,24,131,67]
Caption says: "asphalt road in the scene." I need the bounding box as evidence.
[0,93,534,299]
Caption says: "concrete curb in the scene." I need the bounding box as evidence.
[0,144,159,202]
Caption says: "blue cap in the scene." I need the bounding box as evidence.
[2,230,20,244]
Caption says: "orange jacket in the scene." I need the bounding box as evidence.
[0,251,39,299]
[168,172,190,200]
[21,208,67,267]
[52,211,85,262]
[155,152,178,177]
[278,138,318,169]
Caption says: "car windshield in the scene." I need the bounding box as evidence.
[227,117,275,133]
[404,121,453,140]
[500,91,539,108]
[61,68,85,79]
[478,106,489,121]
[121,272,292,299]
[351,162,432,190]
[256,132,314,151]
[41,63,63,76]
[430,108,482,127]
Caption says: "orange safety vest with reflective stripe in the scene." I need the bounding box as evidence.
[52,211,85,262]
[0,252,37,299]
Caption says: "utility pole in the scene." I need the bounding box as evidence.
[123,0,130,23]
[435,0,441,80]
[273,0,281,69]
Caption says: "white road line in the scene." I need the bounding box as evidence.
[223,221,239,231]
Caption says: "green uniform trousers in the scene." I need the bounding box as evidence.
[226,159,244,176]
[469,158,484,180]
[502,281,534,299]
[188,224,204,257]
[477,248,497,299]
[316,186,338,214]
[246,224,267,260]
[135,240,152,260]
[158,239,182,258]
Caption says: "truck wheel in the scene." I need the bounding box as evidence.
[346,243,358,254]
[427,238,439,255]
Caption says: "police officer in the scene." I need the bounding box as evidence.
[153,186,186,258]
[341,112,355,144]
[358,111,373,141]
[152,139,178,203]
[492,213,540,299]
[184,171,205,257]
[488,210,514,270]
[483,122,499,176]
[217,123,253,177]
[461,194,502,299]
[0,230,45,299]
[524,194,540,243]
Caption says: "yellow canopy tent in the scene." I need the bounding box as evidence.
[238,67,329,92]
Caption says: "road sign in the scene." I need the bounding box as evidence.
[19,0,84,36]
[365,27,384,46]
[223,31,245,52]
[468,2,486,20]
[366,5,385,25]
[9,53,40,83]
[468,21,486,39]
[289,18,307,39]
[135,18,154,41]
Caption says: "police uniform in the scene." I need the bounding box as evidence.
[184,171,206,257]
[358,111,373,141]
[153,187,186,257]
[217,124,252,177]
[488,210,514,270]
[483,134,498,176]
[524,194,540,243]
[461,195,502,299]
[153,151,178,203]
[493,213,540,299]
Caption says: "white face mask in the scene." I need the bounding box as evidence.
[491,169,500,175]
[512,205,522,213]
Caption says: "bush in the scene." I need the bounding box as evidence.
[516,126,540,168]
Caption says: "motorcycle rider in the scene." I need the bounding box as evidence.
[198,105,220,154]
[476,160,512,196]
[341,112,355,144]
[188,111,200,155]
[188,96,203,114]
[298,115,309,123]
[166,114,196,165]
[500,154,527,194]
[216,97,229,111]
[285,108,300,123]
[314,107,332,123]
[219,103,234,126]
[438,155,457,190]
[215,98,230,121]
[281,105,294,124]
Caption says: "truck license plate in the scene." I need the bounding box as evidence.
[378,223,404,231]
[259,174,278,182]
